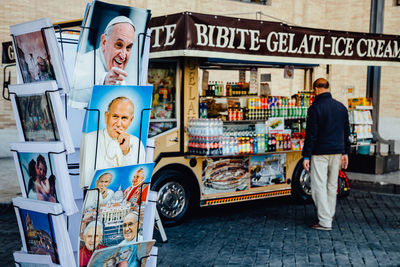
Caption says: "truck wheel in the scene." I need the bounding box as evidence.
[151,170,192,225]
[292,159,351,203]
[291,159,313,203]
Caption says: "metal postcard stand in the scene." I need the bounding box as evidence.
[7,25,73,265]
[5,21,166,264]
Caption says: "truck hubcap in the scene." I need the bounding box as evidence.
[157,182,186,219]
[300,170,311,196]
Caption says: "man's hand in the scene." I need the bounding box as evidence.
[303,159,310,172]
[341,154,348,170]
[118,132,130,155]
[104,67,127,85]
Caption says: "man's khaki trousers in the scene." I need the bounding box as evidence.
[310,154,341,228]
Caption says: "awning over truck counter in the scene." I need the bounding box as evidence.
[148,12,400,66]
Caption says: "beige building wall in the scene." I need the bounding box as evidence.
[0,0,399,149]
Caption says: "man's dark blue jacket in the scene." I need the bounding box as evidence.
[302,92,350,158]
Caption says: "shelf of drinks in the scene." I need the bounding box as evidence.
[150,118,177,122]
[184,150,301,159]
[353,105,373,110]
[222,117,306,124]
[200,94,258,98]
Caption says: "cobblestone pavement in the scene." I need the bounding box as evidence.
[1,190,400,266]
[155,190,400,266]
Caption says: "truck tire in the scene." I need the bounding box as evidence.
[292,158,351,203]
[151,169,192,225]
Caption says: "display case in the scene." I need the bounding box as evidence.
[348,97,373,155]
[147,61,178,137]
[189,69,314,158]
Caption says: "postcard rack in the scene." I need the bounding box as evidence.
[7,21,79,265]
[7,16,161,265]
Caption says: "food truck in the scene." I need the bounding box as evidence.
[145,11,400,225]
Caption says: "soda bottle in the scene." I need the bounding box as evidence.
[272,134,276,151]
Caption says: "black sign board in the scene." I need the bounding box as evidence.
[149,12,400,65]
[2,41,15,64]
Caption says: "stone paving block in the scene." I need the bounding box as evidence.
[321,252,336,265]
[308,253,322,264]
[268,259,283,266]
[282,256,295,266]
[335,253,351,266]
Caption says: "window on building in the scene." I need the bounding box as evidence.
[147,61,178,138]
[234,0,271,5]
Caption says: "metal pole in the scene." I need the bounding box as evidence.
[367,0,395,154]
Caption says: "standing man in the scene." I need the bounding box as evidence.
[302,78,350,231]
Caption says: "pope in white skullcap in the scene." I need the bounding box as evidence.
[104,15,136,35]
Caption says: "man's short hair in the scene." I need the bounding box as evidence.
[313,78,329,90]
[107,96,135,115]
[84,220,103,236]
[104,16,136,38]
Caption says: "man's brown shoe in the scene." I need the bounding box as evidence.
[311,223,332,231]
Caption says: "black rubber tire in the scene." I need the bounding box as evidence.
[291,158,313,204]
[292,158,351,203]
[151,169,193,226]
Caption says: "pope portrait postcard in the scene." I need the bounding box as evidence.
[10,18,70,94]
[87,240,155,267]
[78,163,154,267]
[69,0,151,108]
[80,85,153,188]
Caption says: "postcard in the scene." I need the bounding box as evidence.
[13,250,54,267]
[12,197,75,266]
[79,163,154,267]
[9,81,74,154]
[11,142,78,216]
[10,18,70,94]
[87,240,155,267]
[202,157,249,195]
[250,154,286,187]
[79,85,153,188]
[69,0,152,108]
